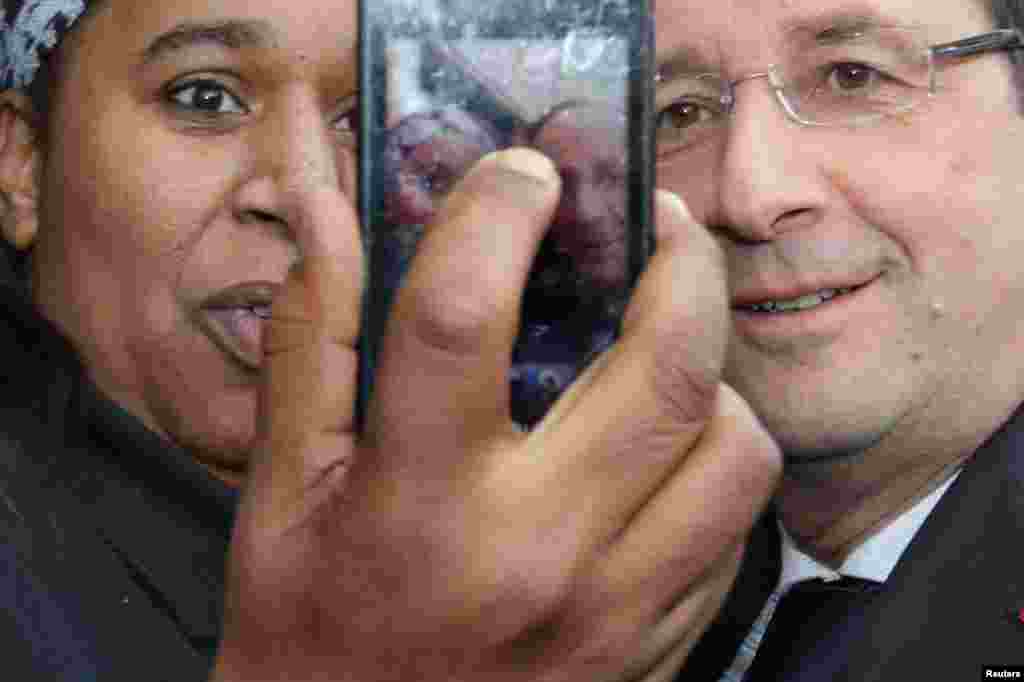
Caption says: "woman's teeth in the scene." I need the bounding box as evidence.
[742,287,854,314]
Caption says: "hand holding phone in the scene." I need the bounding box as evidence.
[212,3,782,681]
[217,157,781,680]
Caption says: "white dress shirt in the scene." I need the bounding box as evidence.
[717,471,961,682]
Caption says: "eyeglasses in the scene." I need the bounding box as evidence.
[654,28,1024,159]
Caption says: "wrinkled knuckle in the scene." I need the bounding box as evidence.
[554,601,649,679]
[404,283,501,356]
[650,333,721,429]
[568,635,634,678]
[489,559,575,625]
[463,548,580,650]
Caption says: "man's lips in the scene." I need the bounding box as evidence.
[194,281,280,371]
[731,275,878,309]
[553,232,626,261]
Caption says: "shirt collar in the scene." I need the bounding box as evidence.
[778,470,961,588]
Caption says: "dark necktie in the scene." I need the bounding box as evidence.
[743,576,884,682]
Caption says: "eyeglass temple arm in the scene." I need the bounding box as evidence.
[930,29,1024,60]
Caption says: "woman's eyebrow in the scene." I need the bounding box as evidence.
[138,19,278,66]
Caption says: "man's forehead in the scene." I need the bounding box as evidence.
[654,0,990,71]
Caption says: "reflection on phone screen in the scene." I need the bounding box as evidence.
[369,22,637,428]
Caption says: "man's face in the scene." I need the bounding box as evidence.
[531,105,629,293]
[655,0,1024,464]
[28,0,358,481]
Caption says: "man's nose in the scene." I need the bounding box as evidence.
[712,77,829,242]
[552,165,601,226]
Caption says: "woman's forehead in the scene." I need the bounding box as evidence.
[3,0,359,90]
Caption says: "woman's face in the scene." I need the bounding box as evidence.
[23,0,359,481]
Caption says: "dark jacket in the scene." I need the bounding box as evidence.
[681,405,1024,681]
[0,278,235,680]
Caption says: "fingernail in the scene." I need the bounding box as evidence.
[656,189,694,222]
[485,147,559,184]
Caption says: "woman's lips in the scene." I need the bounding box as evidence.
[194,282,279,372]
[198,307,267,371]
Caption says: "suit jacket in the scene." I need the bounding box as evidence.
[680,405,1024,680]
[0,281,236,680]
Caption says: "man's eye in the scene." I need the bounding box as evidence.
[416,162,456,196]
[656,99,718,131]
[824,62,883,94]
[168,79,247,115]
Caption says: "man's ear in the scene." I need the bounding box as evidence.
[0,90,41,250]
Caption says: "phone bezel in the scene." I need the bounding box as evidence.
[356,0,654,432]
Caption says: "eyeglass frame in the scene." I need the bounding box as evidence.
[657,28,1024,131]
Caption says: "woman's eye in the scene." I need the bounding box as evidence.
[168,79,246,115]
[334,105,359,135]
[330,97,359,149]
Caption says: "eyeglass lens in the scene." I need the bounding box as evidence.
[655,27,934,160]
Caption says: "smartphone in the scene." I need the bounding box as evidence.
[358,0,654,430]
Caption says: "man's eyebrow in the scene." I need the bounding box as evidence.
[656,44,718,81]
[779,9,921,47]
[138,19,278,66]
[655,8,923,80]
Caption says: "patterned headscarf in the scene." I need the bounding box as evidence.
[1,0,88,90]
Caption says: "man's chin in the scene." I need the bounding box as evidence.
[771,426,888,478]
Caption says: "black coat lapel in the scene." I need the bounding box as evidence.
[833,407,1024,680]
[676,511,781,681]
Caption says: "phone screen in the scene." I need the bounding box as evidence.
[359,0,653,429]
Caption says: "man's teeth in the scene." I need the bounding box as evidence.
[743,287,853,313]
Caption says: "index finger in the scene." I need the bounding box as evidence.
[249,186,365,527]
[502,190,730,553]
